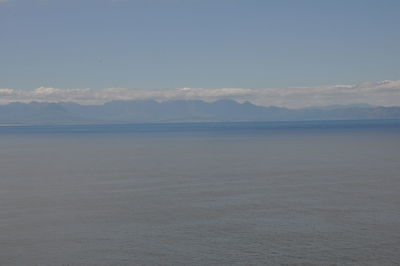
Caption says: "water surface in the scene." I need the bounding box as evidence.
[1,120,399,265]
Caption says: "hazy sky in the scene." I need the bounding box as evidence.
[1,0,400,107]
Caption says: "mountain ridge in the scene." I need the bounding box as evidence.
[0,100,399,125]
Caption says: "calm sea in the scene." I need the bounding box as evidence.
[0,120,399,265]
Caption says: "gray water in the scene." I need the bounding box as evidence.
[0,121,399,265]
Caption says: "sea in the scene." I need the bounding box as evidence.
[0,120,399,266]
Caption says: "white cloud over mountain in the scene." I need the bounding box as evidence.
[1,80,399,108]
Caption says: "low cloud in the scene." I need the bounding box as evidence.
[1,80,400,108]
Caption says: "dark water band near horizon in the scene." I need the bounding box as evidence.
[0,119,399,265]
[1,119,400,134]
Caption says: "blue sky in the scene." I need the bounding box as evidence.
[1,0,399,91]
[1,0,400,107]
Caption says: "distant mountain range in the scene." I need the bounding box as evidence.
[0,100,400,125]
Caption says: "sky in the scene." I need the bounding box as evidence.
[1,0,400,107]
